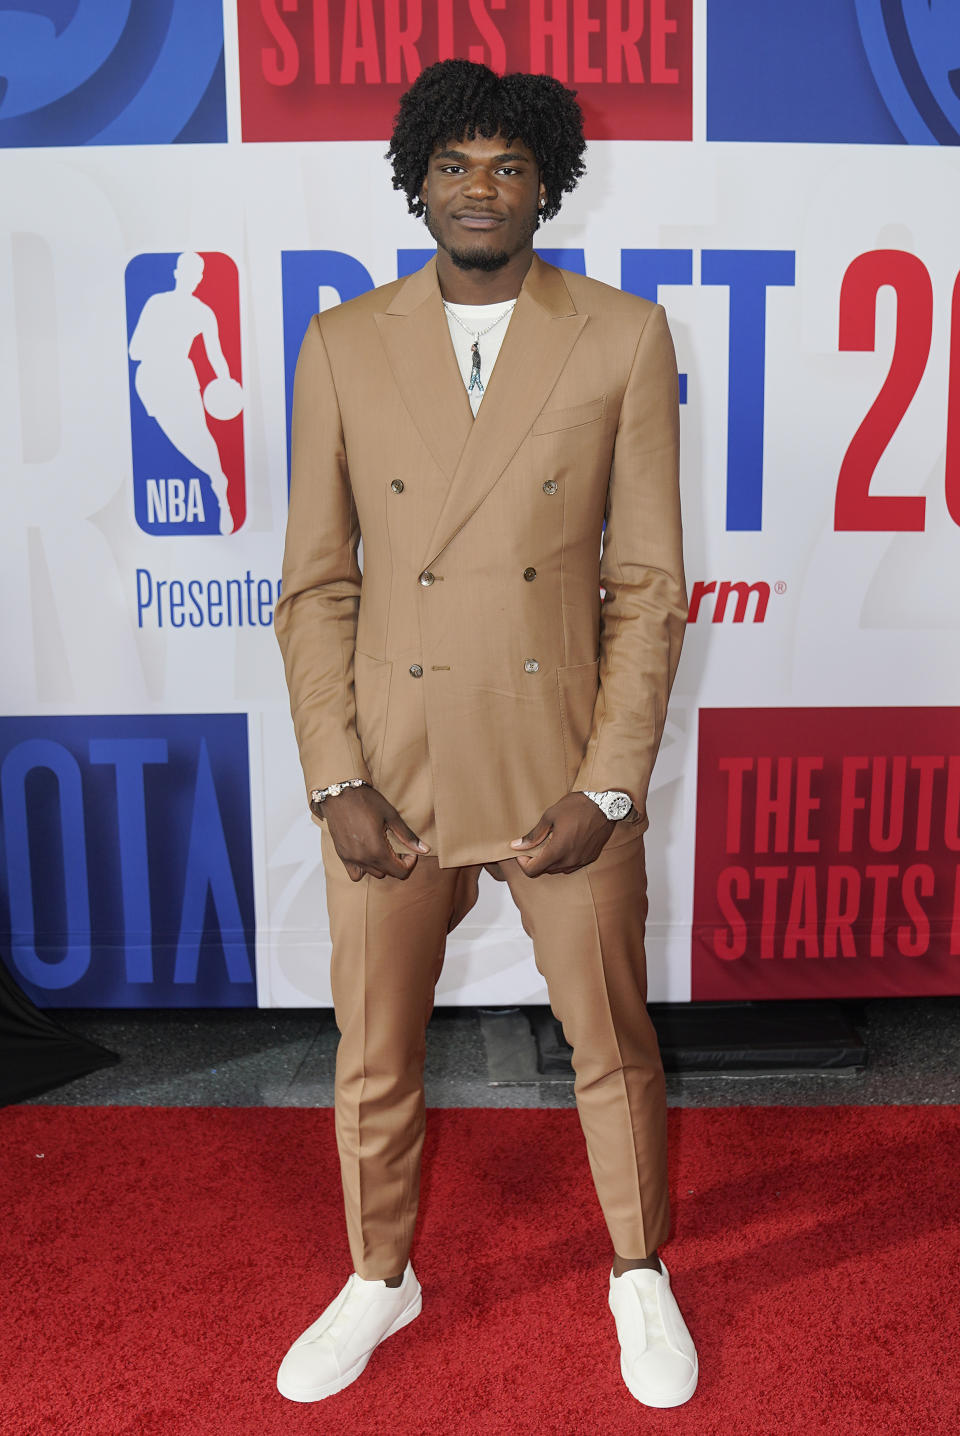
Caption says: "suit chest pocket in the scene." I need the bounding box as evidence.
[532,394,606,436]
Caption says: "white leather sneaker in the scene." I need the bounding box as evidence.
[608,1259,698,1408]
[277,1262,422,1402]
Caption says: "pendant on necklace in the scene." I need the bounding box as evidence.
[469,340,484,394]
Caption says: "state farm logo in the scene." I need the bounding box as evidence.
[238,0,692,142]
[687,580,785,624]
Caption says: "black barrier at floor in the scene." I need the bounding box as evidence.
[478,1002,868,1084]
[0,953,120,1107]
[530,1001,867,1075]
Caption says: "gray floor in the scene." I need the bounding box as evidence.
[25,995,960,1107]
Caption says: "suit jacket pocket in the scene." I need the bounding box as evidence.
[557,659,600,788]
[532,395,606,435]
[353,650,393,787]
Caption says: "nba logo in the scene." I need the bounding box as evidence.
[125,252,245,536]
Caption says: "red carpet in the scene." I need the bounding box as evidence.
[1,1105,958,1435]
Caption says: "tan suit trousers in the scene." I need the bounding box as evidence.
[321,824,669,1280]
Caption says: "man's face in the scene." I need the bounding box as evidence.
[420,134,546,272]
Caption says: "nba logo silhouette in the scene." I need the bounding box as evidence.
[125,252,245,536]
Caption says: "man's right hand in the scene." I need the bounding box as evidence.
[322,785,429,882]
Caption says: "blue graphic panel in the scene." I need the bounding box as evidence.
[708,0,960,145]
[0,0,227,148]
[0,714,256,1007]
[281,250,375,492]
[702,250,796,531]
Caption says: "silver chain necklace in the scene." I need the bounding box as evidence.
[443,300,516,395]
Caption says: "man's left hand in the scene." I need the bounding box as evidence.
[510,792,617,877]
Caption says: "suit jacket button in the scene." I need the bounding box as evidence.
[523,567,537,582]
[524,658,539,673]
[391,479,404,493]
[419,570,435,586]
[542,480,558,495]
[409,663,423,678]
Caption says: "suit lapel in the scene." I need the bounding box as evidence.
[420,256,586,568]
[374,258,473,480]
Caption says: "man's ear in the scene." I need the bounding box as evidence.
[419,174,429,207]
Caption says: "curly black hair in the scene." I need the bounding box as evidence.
[387,60,586,224]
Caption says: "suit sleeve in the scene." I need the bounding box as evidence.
[274,315,371,803]
[572,303,687,822]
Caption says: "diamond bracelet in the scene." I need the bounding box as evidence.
[310,778,368,806]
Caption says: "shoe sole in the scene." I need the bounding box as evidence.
[276,1289,422,1402]
[620,1351,699,1409]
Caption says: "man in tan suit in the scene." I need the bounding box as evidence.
[274,59,697,1410]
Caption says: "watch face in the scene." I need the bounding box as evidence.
[606,793,632,820]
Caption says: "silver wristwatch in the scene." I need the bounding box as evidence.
[309,778,368,811]
[581,789,632,821]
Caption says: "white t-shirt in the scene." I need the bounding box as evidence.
[443,300,516,415]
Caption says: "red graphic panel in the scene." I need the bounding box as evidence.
[191,252,246,534]
[238,0,692,142]
[692,709,960,1000]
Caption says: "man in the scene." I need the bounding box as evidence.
[274,59,695,1410]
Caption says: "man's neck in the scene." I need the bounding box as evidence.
[435,246,534,304]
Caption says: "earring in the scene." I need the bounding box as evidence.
[539,198,546,209]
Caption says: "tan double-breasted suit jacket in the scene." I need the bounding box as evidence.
[275,254,686,869]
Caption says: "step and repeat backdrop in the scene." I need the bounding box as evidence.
[2,1,959,1008]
